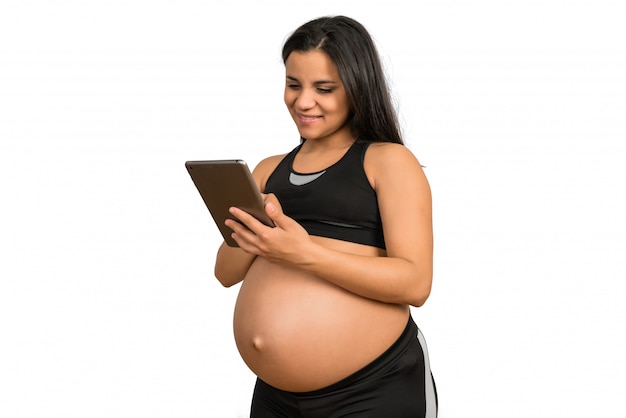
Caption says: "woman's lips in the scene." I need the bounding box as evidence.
[297,114,321,124]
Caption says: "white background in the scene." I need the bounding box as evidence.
[1,1,624,417]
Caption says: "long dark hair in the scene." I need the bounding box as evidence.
[282,16,403,145]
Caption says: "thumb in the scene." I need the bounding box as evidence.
[265,201,288,227]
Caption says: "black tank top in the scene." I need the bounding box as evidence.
[264,140,386,249]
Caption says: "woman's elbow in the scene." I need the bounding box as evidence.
[407,273,433,307]
[409,290,431,307]
[214,266,243,288]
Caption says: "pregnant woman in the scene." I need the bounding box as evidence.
[214,15,437,417]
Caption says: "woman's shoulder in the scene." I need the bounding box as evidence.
[365,141,421,170]
[256,153,289,169]
[363,141,426,190]
[253,153,289,190]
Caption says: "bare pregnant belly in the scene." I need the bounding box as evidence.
[233,239,409,392]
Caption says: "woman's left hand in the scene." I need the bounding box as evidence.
[225,194,312,264]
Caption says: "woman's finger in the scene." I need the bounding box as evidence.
[228,207,265,234]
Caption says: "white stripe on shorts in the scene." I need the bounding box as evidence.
[417,328,437,418]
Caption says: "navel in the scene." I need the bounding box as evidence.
[252,336,265,351]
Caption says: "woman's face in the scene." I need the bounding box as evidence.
[284,50,353,144]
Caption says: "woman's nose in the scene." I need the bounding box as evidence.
[295,88,316,109]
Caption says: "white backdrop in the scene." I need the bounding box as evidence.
[1,1,624,417]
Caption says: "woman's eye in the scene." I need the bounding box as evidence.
[287,84,300,90]
[317,88,332,94]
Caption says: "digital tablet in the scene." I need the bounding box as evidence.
[185,160,274,247]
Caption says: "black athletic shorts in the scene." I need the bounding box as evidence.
[249,315,438,417]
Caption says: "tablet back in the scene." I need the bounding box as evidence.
[185,160,271,247]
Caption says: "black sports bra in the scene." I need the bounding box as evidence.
[264,140,386,249]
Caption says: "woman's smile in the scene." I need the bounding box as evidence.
[296,113,322,124]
